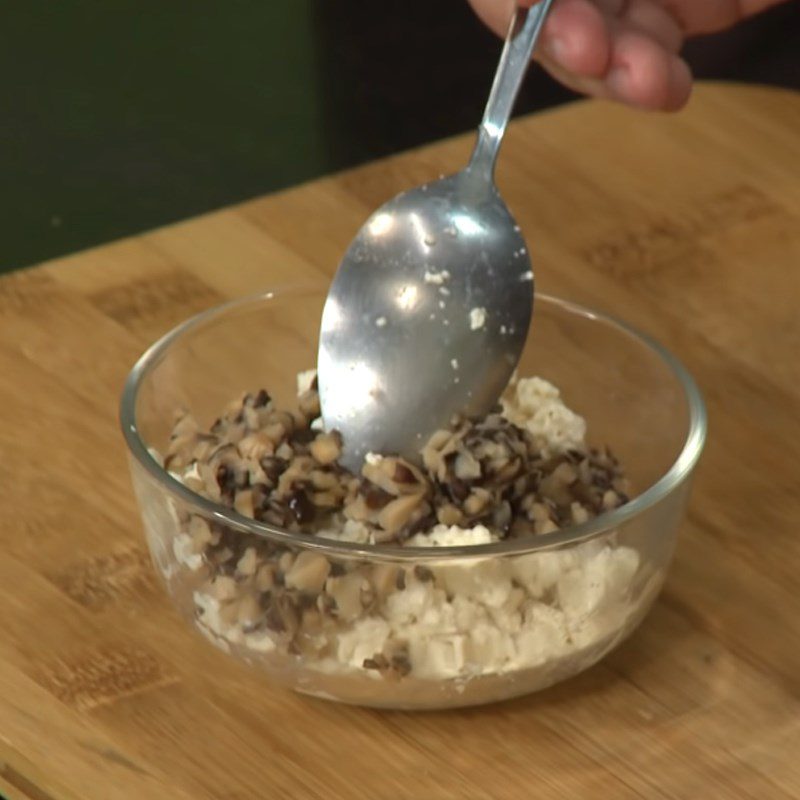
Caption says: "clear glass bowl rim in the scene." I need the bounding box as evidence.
[120,286,707,560]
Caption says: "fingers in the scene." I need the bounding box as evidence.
[540,0,611,78]
[538,0,691,111]
[467,0,693,111]
[605,28,692,110]
[539,30,692,111]
[467,0,611,74]
[536,52,613,101]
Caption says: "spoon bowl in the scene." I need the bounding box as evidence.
[318,172,533,469]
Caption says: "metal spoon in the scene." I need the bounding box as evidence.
[318,1,553,470]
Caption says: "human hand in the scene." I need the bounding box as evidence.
[467,0,787,111]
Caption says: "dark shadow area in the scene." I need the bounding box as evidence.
[1,1,798,272]
[310,1,574,168]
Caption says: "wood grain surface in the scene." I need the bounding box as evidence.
[1,82,799,800]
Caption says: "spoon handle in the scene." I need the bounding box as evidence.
[468,0,555,183]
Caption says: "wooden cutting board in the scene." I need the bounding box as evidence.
[1,82,799,800]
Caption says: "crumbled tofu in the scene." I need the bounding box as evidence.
[337,617,391,668]
[317,519,373,544]
[173,534,204,571]
[469,307,487,330]
[502,377,587,455]
[407,524,496,548]
[424,269,450,285]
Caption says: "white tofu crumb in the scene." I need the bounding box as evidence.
[437,559,513,610]
[384,579,445,625]
[450,359,459,370]
[424,269,450,285]
[511,550,568,598]
[173,534,204,571]
[501,377,587,456]
[406,524,497,547]
[516,604,570,666]
[558,549,611,623]
[346,542,637,680]
[193,591,229,638]
[316,519,373,544]
[337,618,391,668]
[469,307,487,330]
[375,316,387,328]
[191,519,643,682]
[296,369,317,396]
[410,634,469,680]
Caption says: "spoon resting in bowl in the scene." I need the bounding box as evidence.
[318,1,553,470]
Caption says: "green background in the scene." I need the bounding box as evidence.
[2,1,798,274]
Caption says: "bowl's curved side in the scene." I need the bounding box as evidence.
[121,286,703,708]
[120,288,706,561]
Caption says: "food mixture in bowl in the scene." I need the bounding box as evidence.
[157,372,643,686]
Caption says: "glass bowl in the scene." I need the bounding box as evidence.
[121,287,706,710]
